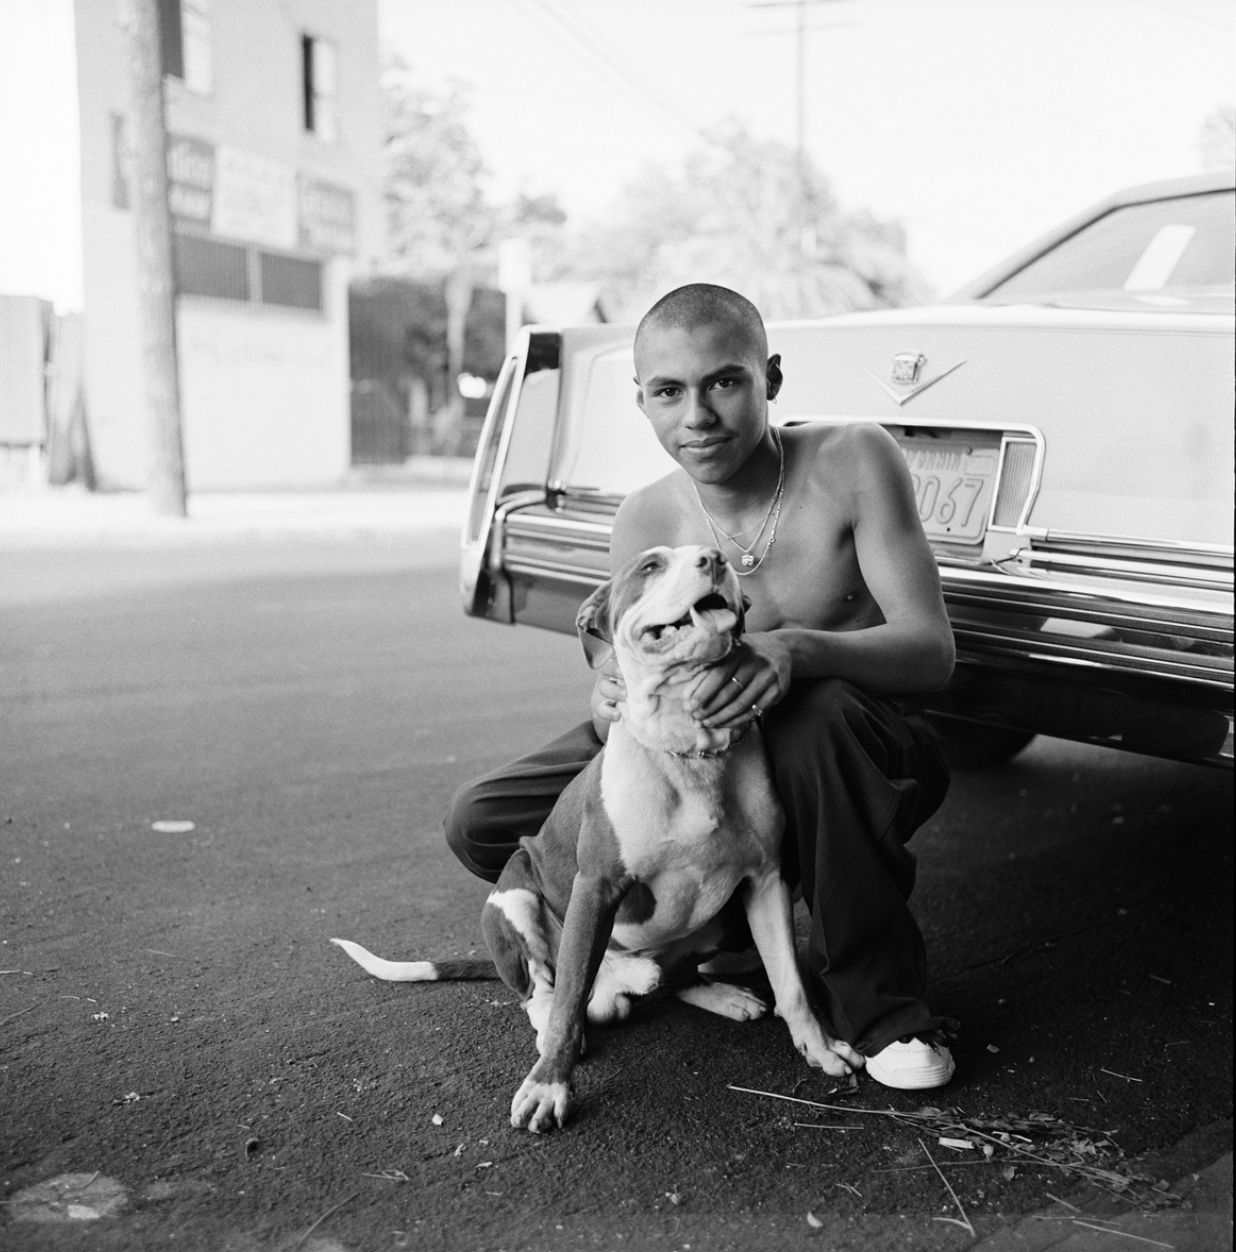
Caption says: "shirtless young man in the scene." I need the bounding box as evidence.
[446,283,959,1089]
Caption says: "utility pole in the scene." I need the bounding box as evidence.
[747,0,854,257]
[128,0,187,517]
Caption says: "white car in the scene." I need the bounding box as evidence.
[461,173,1234,768]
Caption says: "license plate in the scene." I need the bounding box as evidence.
[899,440,999,544]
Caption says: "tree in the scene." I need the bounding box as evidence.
[383,55,495,277]
[1198,104,1236,171]
[381,56,504,449]
[564,119,930,321]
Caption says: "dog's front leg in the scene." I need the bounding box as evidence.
[742,871,865,1077]
[510,871,626,1132]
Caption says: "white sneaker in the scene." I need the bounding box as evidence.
[867,1036,955,1090]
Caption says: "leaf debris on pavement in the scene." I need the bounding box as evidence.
[729,1084,1181,1210]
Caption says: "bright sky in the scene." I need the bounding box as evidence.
[1,0,1230,309]
[0,0,81,308]
[380,0,1236,293]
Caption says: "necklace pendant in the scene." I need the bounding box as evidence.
[741,553,755,567]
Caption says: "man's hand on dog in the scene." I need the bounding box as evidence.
[591,656,626,734]
[687,634,792,729]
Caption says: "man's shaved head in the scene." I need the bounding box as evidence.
[634,284,768,372]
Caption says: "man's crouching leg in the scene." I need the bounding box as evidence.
[764,678,956,1087]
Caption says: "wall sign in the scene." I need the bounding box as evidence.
[211,146,297,250]
[298,176,356,255]
[164,135,355,256]
[166,134,214,227]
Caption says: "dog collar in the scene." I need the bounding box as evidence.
[665,723,753,759]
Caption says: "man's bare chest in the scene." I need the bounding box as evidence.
[670,502,876,632]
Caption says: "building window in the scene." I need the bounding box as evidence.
[173,232,250,301]
[158,0,212,94]
[259,251,323,311]
[301,34,338,142]
[172,232,323,313]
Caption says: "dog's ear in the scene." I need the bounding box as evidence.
[576,579,615,669]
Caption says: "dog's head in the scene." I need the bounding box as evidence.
[577,545,747,672]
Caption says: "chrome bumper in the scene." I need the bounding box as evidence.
[485,504,1234,767]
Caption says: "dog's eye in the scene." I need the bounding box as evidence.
[639,558,661,574]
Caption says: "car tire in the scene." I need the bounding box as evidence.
[929,718,1036,770]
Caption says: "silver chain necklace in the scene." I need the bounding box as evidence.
[692,429,786,576]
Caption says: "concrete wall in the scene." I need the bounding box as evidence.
[72,0,382,491]
[177,267,349,489]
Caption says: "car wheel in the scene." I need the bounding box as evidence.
[929,718,1036,769]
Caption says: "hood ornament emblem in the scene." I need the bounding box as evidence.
[865,351,967,406]
[891,351,926,384]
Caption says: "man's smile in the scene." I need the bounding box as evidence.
[680,436,731,454]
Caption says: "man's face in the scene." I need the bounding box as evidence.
[634,319,776,485]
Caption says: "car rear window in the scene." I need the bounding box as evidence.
[984,189,1235,302]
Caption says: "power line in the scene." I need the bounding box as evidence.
[511,0,707,147]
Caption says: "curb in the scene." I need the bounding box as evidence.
[0,485,470,549]
[971,1134,1232,1250]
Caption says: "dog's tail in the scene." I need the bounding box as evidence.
[330,937,497,982]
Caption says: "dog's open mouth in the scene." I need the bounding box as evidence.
[643,593,738,643]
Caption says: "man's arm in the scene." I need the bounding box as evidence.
[777,423,954,689]
[691,425,955,725]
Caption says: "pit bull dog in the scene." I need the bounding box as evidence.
[333,544,863,1131]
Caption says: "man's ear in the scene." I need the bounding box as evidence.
[766,353,783,401]
[633,379,648,416]
[576,580,616,669]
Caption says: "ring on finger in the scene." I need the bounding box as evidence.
[750,703,762,718]
[729,676,743,690]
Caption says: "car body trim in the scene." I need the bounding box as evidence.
[863,357,967,406]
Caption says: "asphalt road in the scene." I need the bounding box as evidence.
[1,529,1231,1252]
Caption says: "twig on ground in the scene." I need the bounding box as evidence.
[730,1083,1171,1209]
[0,1005,37,1028]
[289,1191,358,1251]
[728,1084,894,1117]
[1069,1220,1174,1248]
[792,1121,864,1131]
[873,1161,993,1174]
[920,1138,975,1237]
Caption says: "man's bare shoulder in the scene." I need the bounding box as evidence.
[786,420,900,473]
[786,421,904,503]
[611,471,694,568]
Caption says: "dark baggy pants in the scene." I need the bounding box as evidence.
[442,677,952,1056]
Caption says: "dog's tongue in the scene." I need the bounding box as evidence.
[691,605,738,634]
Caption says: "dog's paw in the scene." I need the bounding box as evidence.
[586,989,632,1025]
[510,1074,573,1133]
[678,980,768,1021]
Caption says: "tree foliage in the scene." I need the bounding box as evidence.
[382,55,495,278]
[1198,104,1236,172]
[562,120,930,321]
[375,63,929,399]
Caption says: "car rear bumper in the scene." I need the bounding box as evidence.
[486,502,1234,768]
